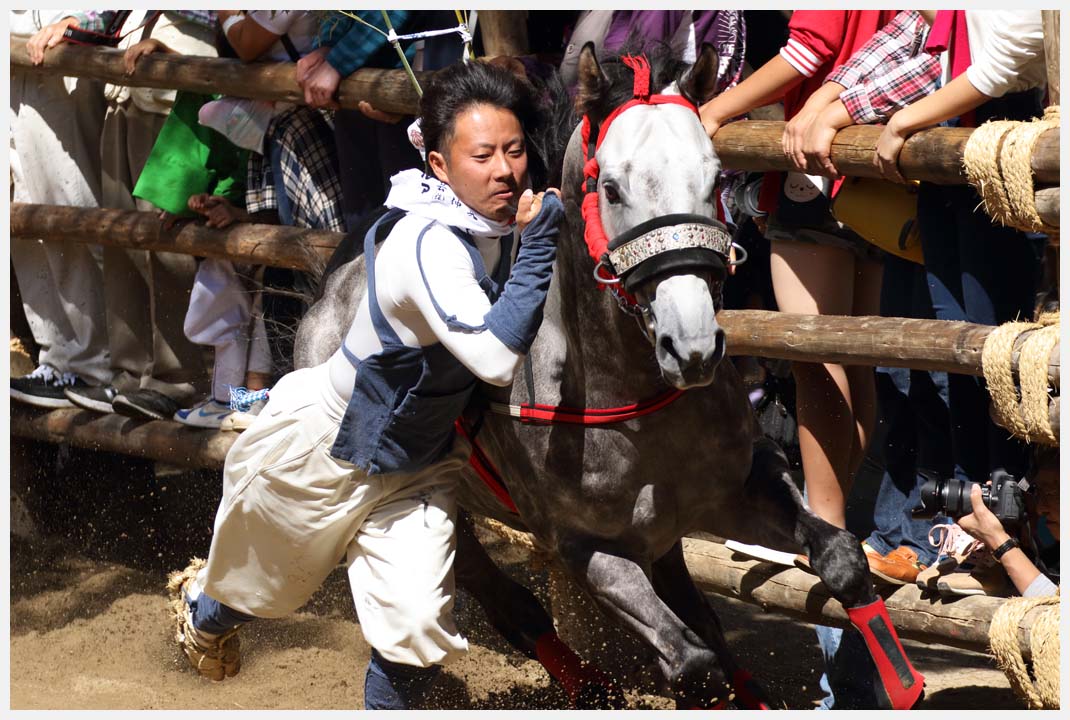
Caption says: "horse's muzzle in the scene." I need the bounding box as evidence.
[657,326,726,389]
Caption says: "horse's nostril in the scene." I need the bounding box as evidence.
[659,335,682,362]
[712,329,726,364]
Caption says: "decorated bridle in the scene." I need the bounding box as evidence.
[579,55,743,341]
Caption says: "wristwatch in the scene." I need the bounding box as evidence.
[992,537,1020,561]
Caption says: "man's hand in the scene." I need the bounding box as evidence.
[296,46,330,85]
[124,38,167,75]
[516,188,560,235]
[957,484,1011,548]
[875,116,909,184]
[27,17,78,65]
[358,101,403,124]
[188,194,245,229]
[301,56,342,109]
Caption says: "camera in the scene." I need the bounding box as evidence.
[914,470,1026,527]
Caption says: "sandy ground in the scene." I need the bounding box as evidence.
[9,443,1025,711]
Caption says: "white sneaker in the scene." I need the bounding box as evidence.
[724,540,801,567]
[173,398,233,429]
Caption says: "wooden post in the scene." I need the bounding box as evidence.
[9,36,428,116]
[1042,11,1060,106]
[713,121,1060,186]
[9,203,1061,382]
[477,11,529,56]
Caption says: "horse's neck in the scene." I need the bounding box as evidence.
[522,137,669,409]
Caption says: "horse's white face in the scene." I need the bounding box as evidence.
[597,91,726,389]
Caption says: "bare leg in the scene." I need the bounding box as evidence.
[771,240,859,528]
[846,257,883,474]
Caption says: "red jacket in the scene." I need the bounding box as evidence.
[760,10,899,214]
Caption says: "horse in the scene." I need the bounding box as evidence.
[294,44,923,710]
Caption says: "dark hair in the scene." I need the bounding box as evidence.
[420,61,538,159]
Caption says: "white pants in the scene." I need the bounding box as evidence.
[184,259,272,401]
[199,363,469,667]
[10,70,111,384]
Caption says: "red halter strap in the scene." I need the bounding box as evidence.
[580,55,700,306]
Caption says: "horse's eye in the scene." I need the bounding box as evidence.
[603,184,621,204]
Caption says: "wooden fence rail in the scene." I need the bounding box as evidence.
[10,36,1060,189]
[11,202,1060,385]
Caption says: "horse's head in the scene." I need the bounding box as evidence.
[576,43,731,389]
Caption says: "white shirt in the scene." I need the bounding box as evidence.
[246,10,318,61]
[954,11,1047,98]
[327,171,525,401]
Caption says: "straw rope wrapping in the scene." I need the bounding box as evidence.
[981,312,1059,445]
[988,593,1060,709]
[963,106,1060,235]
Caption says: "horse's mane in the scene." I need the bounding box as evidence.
[524,41,697,190]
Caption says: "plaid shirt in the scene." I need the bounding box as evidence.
[74,10,216,34]
[246,106,346,233]
[316,10,413,77]
[827,11,941,125]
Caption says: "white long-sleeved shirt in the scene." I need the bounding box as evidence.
[960,11,1047,98]
[327,172,528,402]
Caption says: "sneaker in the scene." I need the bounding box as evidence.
[10,365,86,409]
[167,558,241,681]
[64,384,120,414]
[725,540,806,568]
[916,523,982,591]
[112,389,181,421]
[174,398,233,429]
[936,544,1010,598]
[863,543,927,585]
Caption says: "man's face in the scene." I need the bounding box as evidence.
[428,103,528,223]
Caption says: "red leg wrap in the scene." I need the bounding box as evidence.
[731,669,771,710]
[534,632,611,705]
[846,598,924,709]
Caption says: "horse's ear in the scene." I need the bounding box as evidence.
[575,42,609,116]
[680,43,721,106]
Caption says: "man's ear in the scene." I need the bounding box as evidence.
[428,150,449,184]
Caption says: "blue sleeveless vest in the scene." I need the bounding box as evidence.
[330,209,512,475]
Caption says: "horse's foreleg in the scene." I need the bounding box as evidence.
[651,542,772,710]
[722,437,925,710]
[558,542,732,706]
[454,514,615,708]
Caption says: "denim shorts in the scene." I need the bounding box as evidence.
[765,213,885,263]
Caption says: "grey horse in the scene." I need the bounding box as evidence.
[294,44,922,710]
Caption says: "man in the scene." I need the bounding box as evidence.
[169,60,563,710]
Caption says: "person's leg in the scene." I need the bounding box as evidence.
[100,100,165,395]
[846,256,883,475]
[770,239,858,529]
[348,454,469,709]
[10,72,111,386]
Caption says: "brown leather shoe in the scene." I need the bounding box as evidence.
[863,543,927,585]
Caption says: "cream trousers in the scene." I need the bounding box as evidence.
[199,363,469,667]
